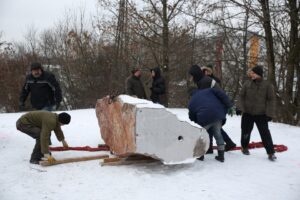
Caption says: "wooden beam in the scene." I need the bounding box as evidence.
[101,155,159,166]
[39,154,109,166]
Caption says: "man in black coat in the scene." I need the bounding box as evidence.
[125,68,147,99]
[150,67,166,105]
[19,62,62,111]
[201,64,221,86]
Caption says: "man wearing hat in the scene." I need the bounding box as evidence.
[19,62,62,111]
[125,68,147,99]
[16,111,71,164]
[237,65,277,161]
[201,64,221,85]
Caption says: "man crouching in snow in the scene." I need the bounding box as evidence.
[16,111,71,164]
[188,88,233,162]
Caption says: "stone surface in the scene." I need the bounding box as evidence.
[95,95,209,164]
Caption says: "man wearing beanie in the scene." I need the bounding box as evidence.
[125,67,147,99]
[237,65,277,161]
[16,111,71,164]
[19,62,62,111]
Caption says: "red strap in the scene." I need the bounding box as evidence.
[224,141,288,152]
[49,144,110,152]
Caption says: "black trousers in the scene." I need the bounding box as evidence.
[241,113,275,154]
[16,119,43,161]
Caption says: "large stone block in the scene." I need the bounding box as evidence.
[95,95,209,164]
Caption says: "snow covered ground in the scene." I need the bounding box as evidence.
[0,109,299,200]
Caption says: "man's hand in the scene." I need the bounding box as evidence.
[227,107,235,117]
[266,116,272,122]
[62,139,69,148]
[236,109,242,116]
[42,153,56,164]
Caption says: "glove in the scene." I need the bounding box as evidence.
[227,107,235,117]
[62,139,69,148]
[266,116,272,122]
[236,109,242,116]
[42,153,56,164]
[19,104,25,111]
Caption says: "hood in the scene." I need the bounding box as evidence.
[151,67,161,79]
[189,65,204,83]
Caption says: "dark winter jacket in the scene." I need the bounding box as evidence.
[17,111,65,154]
[150,67,166,104]
[209,74,221,85]
[237,78,275,117]
[19,71,62,110]
[188,88,233,127]
[126,75,147,99]
[197,76,221,90]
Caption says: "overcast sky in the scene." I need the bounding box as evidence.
[0,0,98,42]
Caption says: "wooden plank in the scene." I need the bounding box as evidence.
[101,155,159,166]
[39,154,109,166]
[103,157,123,163]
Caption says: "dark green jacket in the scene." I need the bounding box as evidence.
[237,78,275,117]
[19,111,65,154]
[125,75,146,99]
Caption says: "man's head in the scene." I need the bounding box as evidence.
[249,65,263,80]
[189,65,204,83]
[131,68,141,77]
[58,112,71,125]
[201,64,214,76]
[150,67,161,78]
[30,62,43,78]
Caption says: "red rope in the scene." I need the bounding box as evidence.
[49,142,288,153]
[49,144,110,152]
[224,141,288,152]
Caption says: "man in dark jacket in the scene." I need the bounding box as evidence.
[189,65,221,90]
[19,62,62,111]
[188,88,233,162]
[150,67,166,105]
[237,65,277,161]
[189,65,236,154]
[201,64,237,151]
[16,111,71,164]
[201,64,221,85]
[125,68,147,99]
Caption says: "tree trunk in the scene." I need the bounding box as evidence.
[259,0,276,87]
[162,0,169,106]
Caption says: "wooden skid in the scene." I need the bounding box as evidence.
[101,155,159,166]
[40,154,109,166]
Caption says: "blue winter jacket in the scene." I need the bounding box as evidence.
[188,88,233,127]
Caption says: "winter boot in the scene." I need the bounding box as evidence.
[215,150,225,162]
[241,148,250,155]
[225,142,236,151]
[268,154,277,161]
[197,155,204,161]
[29,159,40,164]
[206,147,213,154]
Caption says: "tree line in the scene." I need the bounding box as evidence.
[0,0,299,125]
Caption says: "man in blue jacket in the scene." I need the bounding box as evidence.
[188,88,233,162]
